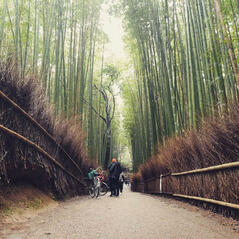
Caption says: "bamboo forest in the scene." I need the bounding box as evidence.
[1,0,239,234]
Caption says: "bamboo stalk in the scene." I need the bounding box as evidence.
[214,0,239,85]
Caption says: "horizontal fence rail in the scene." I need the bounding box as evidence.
[146,191,239,211]
[172,194,239,210]
[0,124,85,186]
[170,162,239,176]
[0,90,83,176]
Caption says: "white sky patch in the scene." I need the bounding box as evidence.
[100,3,132,165]
[100,3,126,111]
[100,3,126,61]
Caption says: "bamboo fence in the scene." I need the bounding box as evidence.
[133,162,239,211]
[0,124,84,185]
[0,90,83,175]
[0,89,86,198]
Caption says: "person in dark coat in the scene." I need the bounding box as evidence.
[108,158,117,196]
[118,172,125,193]
[114,161,122,196]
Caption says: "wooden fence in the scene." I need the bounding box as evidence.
[0,124,84,185]
[132,162,239,211]
[0,89,86,197]
[0,90,83,176]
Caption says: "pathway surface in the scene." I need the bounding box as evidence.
[2,187,239,239]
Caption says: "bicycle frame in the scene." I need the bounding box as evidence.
[88,168,109,198]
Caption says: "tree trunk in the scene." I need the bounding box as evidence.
[103,125,111,169]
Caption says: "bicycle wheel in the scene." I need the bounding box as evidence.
[100,182,109,196]
[89,186,95,198]
[95,187,100,198]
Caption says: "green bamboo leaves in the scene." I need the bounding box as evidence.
[120,0,239,171]
[0,0,110,165]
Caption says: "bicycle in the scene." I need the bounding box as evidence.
[88,168,109,198]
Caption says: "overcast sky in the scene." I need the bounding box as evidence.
[100,3,126,62]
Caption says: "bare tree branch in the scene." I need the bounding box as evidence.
[81,97,106,123]
[94,84,111,120]
[108,88,116,121]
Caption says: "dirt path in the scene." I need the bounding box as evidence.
[2,187,239,239]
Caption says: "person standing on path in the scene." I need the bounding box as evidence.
[114,161,122,197]
[118,172,125,193]
[108,158,117,196]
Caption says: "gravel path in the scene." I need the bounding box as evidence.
[2,187,239,239]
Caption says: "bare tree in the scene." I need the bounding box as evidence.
[82,64,119,168]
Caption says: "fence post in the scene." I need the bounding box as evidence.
[160,174,163,193]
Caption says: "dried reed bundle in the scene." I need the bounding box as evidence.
[0,63,93,198]
[132,104,239,218]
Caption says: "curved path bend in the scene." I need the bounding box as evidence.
[2,187,239,239]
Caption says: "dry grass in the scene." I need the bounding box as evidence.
[0,183,58,232]
[0,62,94,198]
[132,104,239,218]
